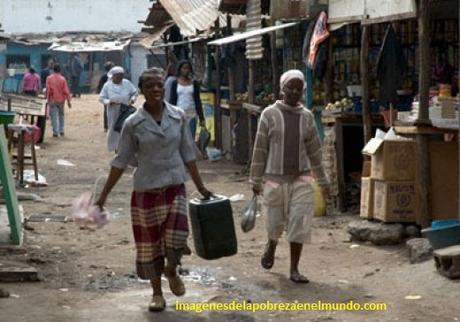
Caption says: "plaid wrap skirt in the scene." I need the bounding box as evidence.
[130,184,189,279]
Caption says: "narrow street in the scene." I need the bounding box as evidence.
[0,95,459,322]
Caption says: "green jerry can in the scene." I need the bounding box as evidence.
[188,196,238,260]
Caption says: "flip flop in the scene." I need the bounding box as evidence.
[168,275,186,296]
[290,271,310,284]
[261,243,275,270]
[149,295,166,312]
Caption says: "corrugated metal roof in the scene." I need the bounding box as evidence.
[48,40,131,52]
[159,0,221,36]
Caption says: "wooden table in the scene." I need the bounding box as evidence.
[242,103,263,164]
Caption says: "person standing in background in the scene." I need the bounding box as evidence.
[164,63,176,104]
[22,67,41,96]
[46,64,72,138]
[97,61,114,132]
[41,59,54,87]
[70,53,83,98]
[169,60,205,139]
[22,67,47,143]
[99,66,138,152]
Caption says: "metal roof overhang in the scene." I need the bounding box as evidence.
[207,22,299,46]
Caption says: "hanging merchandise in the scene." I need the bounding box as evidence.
[376,24,405,109]
[307,12,330,68]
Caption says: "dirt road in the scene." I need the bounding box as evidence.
[1,95,459,322]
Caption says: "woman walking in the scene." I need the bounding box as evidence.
[96,68,212,311]
[169,60,205,139]
[99,66,138,152]
[250,70,329,283]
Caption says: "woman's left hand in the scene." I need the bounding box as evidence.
[198,186,213,199]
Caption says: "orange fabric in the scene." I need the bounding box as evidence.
[46,73,71,104]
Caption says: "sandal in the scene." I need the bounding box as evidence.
[167,275,186,296]
[290,271,310,284]
[149,295,166,312]
[261,242,276,270]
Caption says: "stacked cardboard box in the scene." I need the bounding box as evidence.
[362,138,418,223]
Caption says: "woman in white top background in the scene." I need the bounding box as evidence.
[168,60,205,139]
[99,66,138,152]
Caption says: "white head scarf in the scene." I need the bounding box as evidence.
[280,69,306,90]
[108,66,124,78]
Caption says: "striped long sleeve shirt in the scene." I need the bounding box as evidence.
[249,100,329,188]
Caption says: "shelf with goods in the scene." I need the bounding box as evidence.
[323,19,459,116]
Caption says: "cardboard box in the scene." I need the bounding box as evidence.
[373,181,418,223]
[430,141,459,220]
[360,177,375,219]
[362,161,371,177]
[362,138,416,181]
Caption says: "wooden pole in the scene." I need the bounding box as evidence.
[360,26,372,147]
[416,0,432,228]
[227,15,236,101]
[248,60,256,162]
[270,31,280,99]
[214,46,222,149]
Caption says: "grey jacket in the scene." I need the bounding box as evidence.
[111,102,196,191]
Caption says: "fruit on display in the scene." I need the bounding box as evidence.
[324,98,353,111]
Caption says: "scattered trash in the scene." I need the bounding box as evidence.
[229,276,237,281]
[9,294,20,299]
[405,295,422,300]
[350,244,360,249]
[363,272,375,278]
[28,214,68,223]
[338,280,350,285]
[229,194,245,202]
[57,159,76,167]
[23,170,48,187]
[59,288,69,292]
[62,306,71,310]
[206,148,222,162]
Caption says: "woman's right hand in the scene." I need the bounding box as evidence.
[95,196,106,211]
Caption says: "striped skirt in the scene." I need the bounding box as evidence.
[130,184,189,279]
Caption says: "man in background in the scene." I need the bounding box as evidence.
[97,61,114,132]
[70,53,83,98]
[46,64,72,137]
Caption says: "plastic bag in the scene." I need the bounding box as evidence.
[71,177,110,229]
[241,195,257,233]
[197,127,211,156]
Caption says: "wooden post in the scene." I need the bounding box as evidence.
[270,31,280,99]
[360,26,372,147]
[214,46,222,149]
[248,60,256,162]
[227,15,236,101]
[416,0,432,228]
[324,39,333,105]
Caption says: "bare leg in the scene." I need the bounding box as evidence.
[165,262,185,296]
[148,277,166,312]
[150,277,162,296]
[261,239,277,269]
[290,242,309,283]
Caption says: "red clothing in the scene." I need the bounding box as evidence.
[46,73,71,104]
[22,72,41,92]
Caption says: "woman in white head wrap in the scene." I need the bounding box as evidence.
[99,66,139,152]
[249,69,330,283]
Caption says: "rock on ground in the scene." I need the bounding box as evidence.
[406,238,433,263]
[347,220,405,245]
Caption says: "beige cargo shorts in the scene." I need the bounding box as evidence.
[262,178,314,244]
